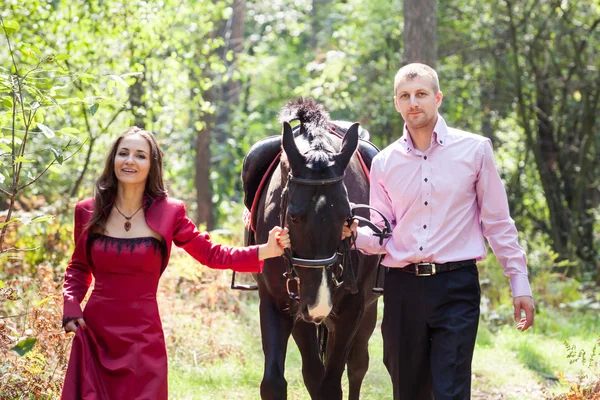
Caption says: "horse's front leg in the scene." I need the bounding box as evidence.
[259,294,294,400]
[346,298,377,400]
[318,293,365,400]
[292,320,325,399]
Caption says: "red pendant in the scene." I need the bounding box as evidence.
[124,221,131,231]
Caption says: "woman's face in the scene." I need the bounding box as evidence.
[113,134,152,187]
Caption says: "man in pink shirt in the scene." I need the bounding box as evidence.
[343,63,535,399]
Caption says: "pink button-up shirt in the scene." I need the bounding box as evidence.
[356,115,532,298]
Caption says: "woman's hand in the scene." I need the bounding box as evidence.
[64,317,87,333]
[258,227,290,260]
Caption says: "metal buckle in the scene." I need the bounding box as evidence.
[415,262,436,276]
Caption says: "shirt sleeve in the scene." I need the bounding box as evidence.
[355,158,394,255]
[476,139,532,298]
[172,203,263,272]
[62,203,93,325]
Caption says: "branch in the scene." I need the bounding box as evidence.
[0,313,27,320]
[17,139,87,192]
[0,245,41,252]
[0,16,20,77]
[99,106,125,133]
[17,160,56,192]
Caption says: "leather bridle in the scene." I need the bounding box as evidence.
[279,172,348,301]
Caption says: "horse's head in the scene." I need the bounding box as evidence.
[280,120,359,323]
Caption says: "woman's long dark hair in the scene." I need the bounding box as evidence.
[85,127,168,233]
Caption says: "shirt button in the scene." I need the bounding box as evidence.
[440,140,443,144]
[425,201,428,206]
[424,156,428,160]
[423,225,427,229]
[419,246,423,251]
[424,178,428,182]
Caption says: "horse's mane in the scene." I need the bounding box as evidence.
[278,98,335,169]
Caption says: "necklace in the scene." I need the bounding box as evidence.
[114,203,144,232]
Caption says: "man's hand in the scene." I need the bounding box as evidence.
[513,296,535,331]
[342,219,358,240]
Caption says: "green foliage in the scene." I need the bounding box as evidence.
[11,337,37,356]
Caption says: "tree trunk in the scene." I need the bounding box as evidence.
[129,69,146,129]
[214,0,245,143]
[195,105,214,230]
[403,0,437,68]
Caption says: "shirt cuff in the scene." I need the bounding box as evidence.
[354,226,387,255]
[509,274,532,298]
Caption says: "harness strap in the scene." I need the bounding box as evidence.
[250,151,282,232]
[341,238,358,294]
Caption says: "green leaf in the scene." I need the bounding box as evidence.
[0,142,10,152]
[55,54,69,61]
[50,147,64,164]
[3,20,20,36]
[0,280,4,288]
[31,215,55,224]
[36,294,56,307]
[2,97,13,109]
[14,156,35,163]
[36,123,55,139]
[11,338,37,356]
[0,218,18,229]
[60,127,80,134]
[109,74,128,88]
[89,103,99,116]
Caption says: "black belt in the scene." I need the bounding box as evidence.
[398,259,476,276]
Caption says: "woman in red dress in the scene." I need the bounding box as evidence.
[61,127,289,400]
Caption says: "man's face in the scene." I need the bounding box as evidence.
[394,76,443,132]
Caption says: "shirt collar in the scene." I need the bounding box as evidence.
[399,114,448,153]
[432,114,448,146]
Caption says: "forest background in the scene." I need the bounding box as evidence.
[0,0,599,398]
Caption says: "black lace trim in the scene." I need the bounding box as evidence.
[86,234,167,269]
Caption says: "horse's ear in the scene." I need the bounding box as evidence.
[335,122,360,170]
[282,121,304,170]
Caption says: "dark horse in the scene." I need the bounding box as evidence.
[246,99,381,400]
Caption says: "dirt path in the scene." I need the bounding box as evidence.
[473,383,547,399]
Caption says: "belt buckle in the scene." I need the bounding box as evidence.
[415,262,436,276]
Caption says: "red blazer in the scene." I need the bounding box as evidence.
[63,195,262,320]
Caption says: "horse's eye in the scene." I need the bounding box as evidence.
[289,215,299,223]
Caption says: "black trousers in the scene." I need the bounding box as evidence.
[381,264,480,400]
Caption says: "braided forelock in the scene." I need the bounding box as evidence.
[279,98,335,169]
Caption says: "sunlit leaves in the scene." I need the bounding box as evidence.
[36,122,55,138]
[2,20,21,37]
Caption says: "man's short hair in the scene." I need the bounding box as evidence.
[394,63,440,96]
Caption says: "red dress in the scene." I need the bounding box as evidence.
[61,195,263,400]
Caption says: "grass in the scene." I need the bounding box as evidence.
[166,298,393,400]
[163,292,599,399]
[158,248,600,400]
